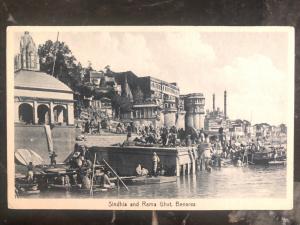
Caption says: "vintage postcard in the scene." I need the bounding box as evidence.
[7,26,294,210]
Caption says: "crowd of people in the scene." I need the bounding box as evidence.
[23,122,285,191]
[66,144,113,189]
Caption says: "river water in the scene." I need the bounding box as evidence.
[32,164,286,199]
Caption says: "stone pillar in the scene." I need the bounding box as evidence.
[33,101,38,124]
[57,108,64,123]
[164,111,176,127]
[187,163,191,175]
[190,149,196,174]
[193,113,200,130]
[186,113,194,128]
[14,102,19,122]
[182,164,186,176]
[199,114,205,129]
[176,157,180,177]
[176,111,186,130]
[67,104,74,125]
[50,102,54,124]
[192,160,196,174]
[159,111,164,127]
[130,111,133,119]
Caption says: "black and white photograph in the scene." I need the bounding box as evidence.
[7,26,294,210]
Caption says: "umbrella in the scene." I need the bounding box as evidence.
[15,148,44,166]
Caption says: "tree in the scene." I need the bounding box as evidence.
[104,65,112,74]
[111,95,132,118]
[133,85,144,103]
[38,40,80,88]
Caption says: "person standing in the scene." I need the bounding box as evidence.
[127,124,132,141]
[27,162,34,183]
[152,152,160,176]
[50,151,58,166]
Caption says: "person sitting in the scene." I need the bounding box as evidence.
[102,170,112,188]
[136,164,149,176]
[136,164,142,175]
[75,155,83,168]
[81,172,91,189]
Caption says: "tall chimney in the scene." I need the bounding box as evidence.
[224,90,227,119]
[213,93,215,111]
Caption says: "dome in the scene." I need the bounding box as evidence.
[15,70,73,93]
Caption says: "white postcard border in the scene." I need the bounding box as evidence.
[7,26,295,210]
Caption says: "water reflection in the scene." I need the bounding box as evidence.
[27,165,286,199]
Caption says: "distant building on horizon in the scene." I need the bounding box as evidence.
[204,91,229,133]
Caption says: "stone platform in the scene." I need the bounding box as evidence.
[89,145,201,177]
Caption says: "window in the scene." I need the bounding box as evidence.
[19,103,33,124]
[53,105,67,125]
[37,104,50,125]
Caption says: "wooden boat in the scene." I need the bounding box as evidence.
[268,160,286,166]
[73,184,115,193]
[252,149,274,165]
[125,176,177,185]
[16,183,40,196]
[47,184,72,191]
[47,183,116,192]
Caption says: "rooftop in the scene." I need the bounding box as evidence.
[15,69,73,93]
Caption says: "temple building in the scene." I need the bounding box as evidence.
[14,31,76,162]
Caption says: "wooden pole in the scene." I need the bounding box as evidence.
[90,153,97,197]
[103,159,129,191]
[51,32,59,77]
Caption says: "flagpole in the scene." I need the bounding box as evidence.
[52,32,59,77]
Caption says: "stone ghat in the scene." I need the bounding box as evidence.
[89,145,201,177]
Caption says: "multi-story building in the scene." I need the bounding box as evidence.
[229,119,252,138]
[112,72,184,128]
[253,123,271,138]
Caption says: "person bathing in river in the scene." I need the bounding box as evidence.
[273,148,278,161]
[95,169,112,188]
[236,157,243,167]
[81,171,91,189]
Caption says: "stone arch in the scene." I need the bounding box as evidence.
[53,105,67,124]
[19,103,33,124]
[37,104,50,125]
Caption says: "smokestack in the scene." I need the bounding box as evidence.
[224,90,227,119]
[213,93,215,111]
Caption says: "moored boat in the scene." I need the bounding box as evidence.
[252,147,274,165]
[268,160,286,166]
[124,176,177,185]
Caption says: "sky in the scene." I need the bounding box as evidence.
[13,28,293,125]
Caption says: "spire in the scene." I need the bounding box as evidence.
[15,31,40,71]
[122,75,133,102]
